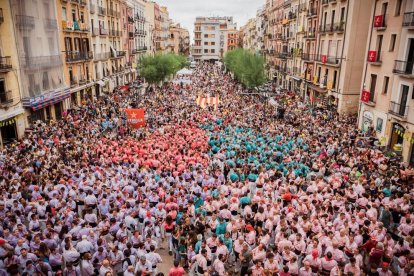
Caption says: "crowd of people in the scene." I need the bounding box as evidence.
[0,63,413,276]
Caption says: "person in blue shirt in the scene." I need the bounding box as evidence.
[215,217,227,236]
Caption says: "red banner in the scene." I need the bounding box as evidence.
[321,55,327,64]
[125,109,145,128]
[374,15,383,27]
[361,90,370,103]
[367,51,377,62]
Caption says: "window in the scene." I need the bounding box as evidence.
[0,79,7,103]
[62,7,67,21]
[72,9,76,21]
[204,41,208,45]
[204,34,208,38]
[211,42,215,46]
[333,70,337,89]
[211,49,215,53]
[369,74,377,102]
[383,76,389,94]
[395,0,402,16]
[376,118,383,132]
[389,34,397,52]
[377,35,383,61]
[42,72,49,91]
[204,49,208,53]
[80,12,84,23]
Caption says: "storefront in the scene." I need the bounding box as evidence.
[22,87,71,124]
[0,107,25,146]
[389,123,405,152]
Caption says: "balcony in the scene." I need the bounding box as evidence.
[320,24,333,34]
[304,30,316,39]
[389,101,408,119]
[393,60,414,78]
[0,56,12,73]
[65,51,93,63]
[307,7,317,17]
[62,21,89,32]
[302,53,315,61]
[322,0,329,6]
[402,12,414,28]
[288,12,297,20]
[117,51,126,57]
[0,90,13,104]
[92,27,99,36]
[98,6,106,16]
[15,15,35,29]
[100,27,109,36]
[70,79,78,87]
[315,54,341,66]
[78,77,87,85]
[367,51,382,65]
[44,19,57,30]
[0,8,3,24]
[373,15,386,30]
[20,55,62,69]
[95,52,110,61]
[333,21,345,32]
[90,3,96,14]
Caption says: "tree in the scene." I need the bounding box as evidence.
[138,53,189,84]
[224,48,267,88]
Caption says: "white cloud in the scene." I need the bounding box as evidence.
[155,0,264,42]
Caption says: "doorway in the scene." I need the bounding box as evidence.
[405,38,414,74]
[390,123,405,150]
[0,122,17,146]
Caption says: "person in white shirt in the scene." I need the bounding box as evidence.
[146,245,162,275]
[80,253,94,275]
[134,256,153,275]
[212,254,226,276]
[299,261,313,276]
[76,235,94,254]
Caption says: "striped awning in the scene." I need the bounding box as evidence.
[32,94,70,111]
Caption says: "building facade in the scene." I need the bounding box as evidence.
[359,0,414,166]
[192,16,237,62]
[168,23,190,55]
[0,1,26,146]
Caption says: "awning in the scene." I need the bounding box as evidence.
[0,106,25,122]
[97,80,105,86]
[308,83,328,93]
[32,94,70,111]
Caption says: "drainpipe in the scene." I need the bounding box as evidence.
[356,0,377,126]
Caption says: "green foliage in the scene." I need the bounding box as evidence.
[138,53,189,84]
[224,48,267,88]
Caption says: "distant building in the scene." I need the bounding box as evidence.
[169,24,190,56]
[192,16,237,62]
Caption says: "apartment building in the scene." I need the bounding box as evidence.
[242,18,257,51]
[0,2,26,146]
[160,7,170,52]
[128,0,148,61]
[359,0,414,166]
[261,0,373,113]
[10,0,67,123]
[168,23,190,55]
[57,0,94,109]
[192,16,237,62]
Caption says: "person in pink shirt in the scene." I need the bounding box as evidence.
[344,257,361,276]
[168,260,185,276]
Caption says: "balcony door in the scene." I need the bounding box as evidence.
[399,85,409,116]
[405,38,414,74]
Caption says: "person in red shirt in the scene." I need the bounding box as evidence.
[168,260,185,276]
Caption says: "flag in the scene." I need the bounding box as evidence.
[200,97,207,109]
[124,109,145,128]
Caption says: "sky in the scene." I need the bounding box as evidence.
[155,0,264,42]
